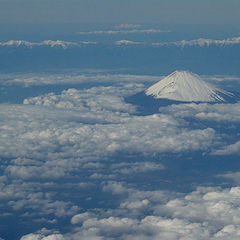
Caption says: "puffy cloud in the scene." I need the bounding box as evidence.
[161,102,240,123]
[213,141,240,155]
[158,102,240,155]
[20,234,42,240]
[120,199,149,209]
[21,86,220,157]
[103,182,240,228]
[102,181,128,195]
[0,83,223,232]
[73,216,209,239]
[23,86,139,119]
[0,84,228,191]
[5,164,66,180]
[6,187,79,217]
[71,212,96,225]
[21,234,65,240]
[42,235,65,240]
[213,225,240,240]
[49,184,240,240]
[162,186,240,227]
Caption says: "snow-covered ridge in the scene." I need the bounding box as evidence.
[173,37,240,47]
[0,40,96,49]
[152,37,240,47]
[1,36,240,49]
[115,40,142,45]
[145,71,233,102]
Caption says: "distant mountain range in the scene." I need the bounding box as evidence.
[0,38,239,74]
[1,36,240,49]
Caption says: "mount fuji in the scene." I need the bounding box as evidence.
[145,71,234,102]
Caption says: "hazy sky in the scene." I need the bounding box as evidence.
[0,0,239,25]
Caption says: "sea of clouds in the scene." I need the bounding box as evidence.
[1,72,240,239]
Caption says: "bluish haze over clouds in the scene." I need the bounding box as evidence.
[0,0,239,24]
[1,1,240,240]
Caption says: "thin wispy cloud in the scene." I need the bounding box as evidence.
[1,72,159,86]
[77,29,169,35]
[114,23,142,29]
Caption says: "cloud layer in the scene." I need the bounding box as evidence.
[20,183,240,240]
[0,72,159,87]
[1,72,240,240]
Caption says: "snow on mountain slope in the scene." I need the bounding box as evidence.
[0,40,96,49]
[145,71,233,102]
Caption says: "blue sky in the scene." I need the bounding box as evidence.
[0,0,239,24]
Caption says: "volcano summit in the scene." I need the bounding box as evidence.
[145,71,233,102]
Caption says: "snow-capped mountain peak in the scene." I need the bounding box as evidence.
[145,70,233,102]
